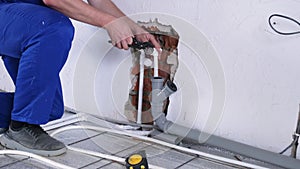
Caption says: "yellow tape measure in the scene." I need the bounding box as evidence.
[126,150,148,169]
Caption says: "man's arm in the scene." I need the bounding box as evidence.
[87,0,161,50]
[87,0,126,18]
[43,0,160,50]
[43,0,114,27]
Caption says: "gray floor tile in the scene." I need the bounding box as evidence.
[0,159,55,169]
[81,133,142,154]
[52,126,101,145]
[80,159,111,169]
[99,162,124,169]
[146,148,195,169]
[70,136,110,154]
[0,155,28,168]
[48,149,99,168]
[73,138,149,168]
[116,142,151,158]
[138,144,171,159]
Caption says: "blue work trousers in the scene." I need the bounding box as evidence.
[0,1,74,128]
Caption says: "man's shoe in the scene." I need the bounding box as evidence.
[0,128,7,134]
[0,124,66,156]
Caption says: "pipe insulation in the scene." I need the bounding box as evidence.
[151,79,300,169]
[153,49,159,77]
[137,50,145,124]
[50,125,268,169]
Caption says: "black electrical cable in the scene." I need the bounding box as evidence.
[279,140,296,154]
[268,14,300,35]
[279,105,300,155]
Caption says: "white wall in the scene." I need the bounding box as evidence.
[1,0,300,157]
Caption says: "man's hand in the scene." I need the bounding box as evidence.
[135,33,161,52]
[131,24,161,52]
[105,17,161,52]
[104,17,134,50]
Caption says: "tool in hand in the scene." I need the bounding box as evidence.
[108,37,154,50]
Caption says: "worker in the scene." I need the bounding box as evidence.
[0,0,160,156]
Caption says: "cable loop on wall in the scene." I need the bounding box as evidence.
[268,14,300,35]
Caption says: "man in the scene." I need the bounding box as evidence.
[0,0,160,156]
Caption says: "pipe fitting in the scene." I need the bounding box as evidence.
[153,80,177,104]
[155,114,173,132]
[151,77,164,90]
[159,80,177,99]
[151,78,177,126]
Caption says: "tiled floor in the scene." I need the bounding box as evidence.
[0,112,287,169]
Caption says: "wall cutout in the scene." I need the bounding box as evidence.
[124,19,180,124]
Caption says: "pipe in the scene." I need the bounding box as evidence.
[42,114,85,131]
[151,78,177,121]
[0,150,76,169]
[137,48,159,124]
[151,80,300,169]
[137,50,145,124]
[68,146,124,164]
[153,50,159,77]
[151,77,164,120]
[64,107,154,129]
[50,125,267,169]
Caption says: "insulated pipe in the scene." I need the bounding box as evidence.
[137,50,145,124]
[51,125,268,169]
[151,80,300,169]
[152,50,159,77]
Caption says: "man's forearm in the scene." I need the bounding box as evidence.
[87,0,126,18]
[43,0,116,27]
[43,0,160,50]
[87,0,138,30]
